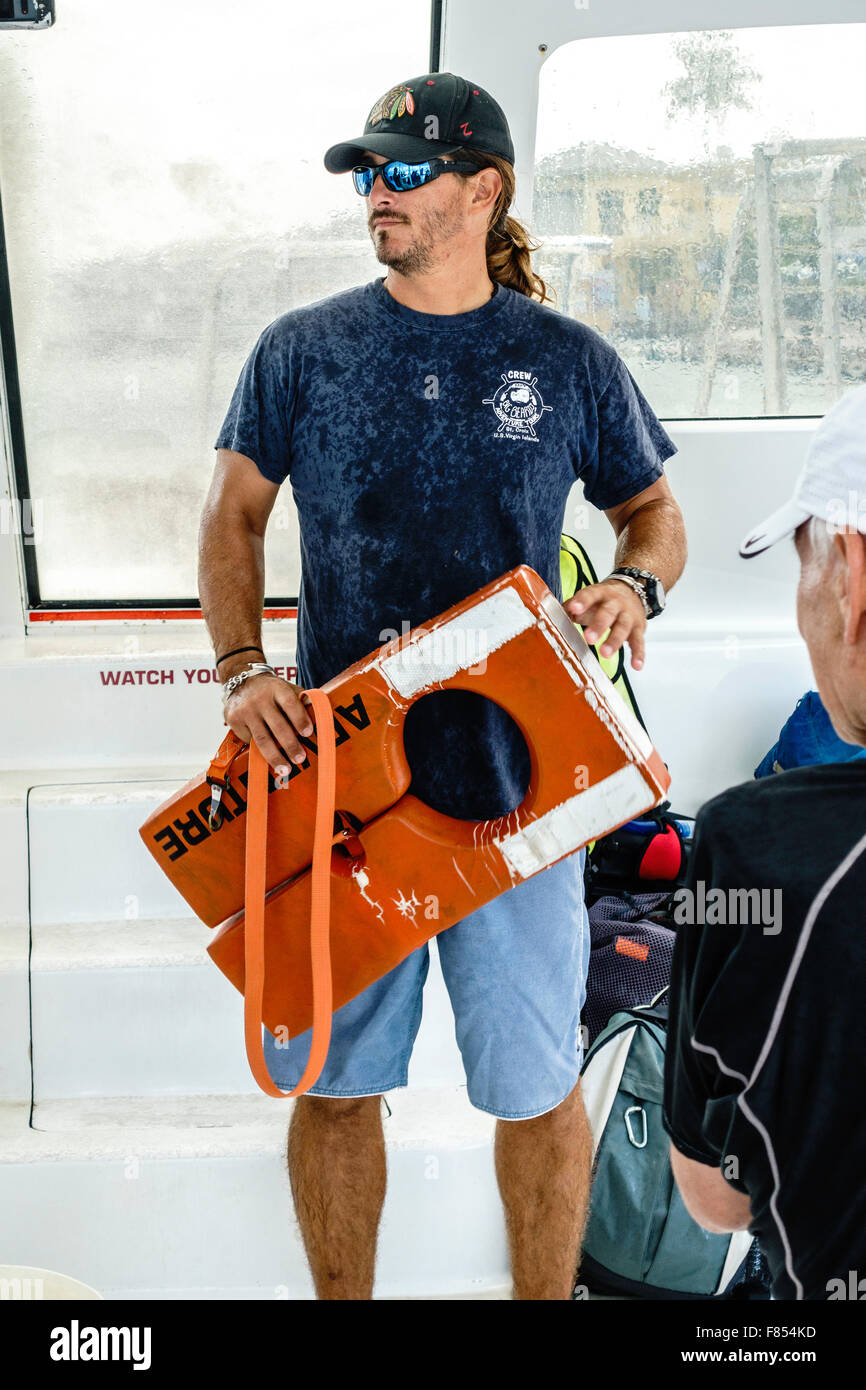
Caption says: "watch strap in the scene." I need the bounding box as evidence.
[610,566,664,618]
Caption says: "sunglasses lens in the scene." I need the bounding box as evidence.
[352,167,375,196]
[381,160,433,192]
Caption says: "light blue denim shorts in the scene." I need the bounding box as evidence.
[263,848,590,1120]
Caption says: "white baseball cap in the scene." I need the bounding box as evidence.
[739,383,866,557]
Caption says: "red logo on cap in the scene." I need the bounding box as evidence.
[459,121,473,137]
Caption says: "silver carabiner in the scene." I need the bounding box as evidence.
[625,1104,648,1149]
[206,780,224,831]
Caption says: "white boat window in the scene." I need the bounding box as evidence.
[0,0,429,604]
[532,24,866,419]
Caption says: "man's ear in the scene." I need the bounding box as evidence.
[470,167,501,220]
[834,529,866,646]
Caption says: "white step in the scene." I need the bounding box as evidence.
[24,775,200,927]
[0,1088,509,1300]
[0,767,206,929]
[0,796,29,930]
[25,916,466,1099]
[0,921,30,1101]
[0,632,287,773]
[29,916,255,1098]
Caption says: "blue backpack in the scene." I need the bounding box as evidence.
[755,689,866,777]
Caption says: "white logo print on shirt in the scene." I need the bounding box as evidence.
[482,370,554,442]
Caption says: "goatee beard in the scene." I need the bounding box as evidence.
[369,203,461,276]
[374,241,435,275]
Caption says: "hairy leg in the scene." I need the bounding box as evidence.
[494,1080,594,1300]
[287,1094,386,1300]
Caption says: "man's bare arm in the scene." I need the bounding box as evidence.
[605,474,687,593]
[198,449,314,770]
[669,1143,753,1234]
[564,475,687,670]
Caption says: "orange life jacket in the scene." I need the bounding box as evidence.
[140,565,669,1097]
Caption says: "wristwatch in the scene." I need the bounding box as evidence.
[608,567,666,619]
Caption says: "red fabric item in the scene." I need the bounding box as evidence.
[638,824,683,881]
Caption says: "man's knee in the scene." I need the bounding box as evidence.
[499,1081,588,1133]
[295,1093,384,1124]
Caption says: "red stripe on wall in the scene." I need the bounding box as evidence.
[29,608,298,622]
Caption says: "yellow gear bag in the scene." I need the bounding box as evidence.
[559,532,647,734]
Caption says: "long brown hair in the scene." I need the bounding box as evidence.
[451,148,554,306]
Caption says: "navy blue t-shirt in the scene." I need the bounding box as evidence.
[215,275,676,820]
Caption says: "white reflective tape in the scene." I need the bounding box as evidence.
[379,586,535,698]
[495,763,652,878]
[537,592,654,761]
[579,649,654,760]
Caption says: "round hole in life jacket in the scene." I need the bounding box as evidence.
[401,688,531,822]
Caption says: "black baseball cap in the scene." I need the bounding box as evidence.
[323,72,514,172]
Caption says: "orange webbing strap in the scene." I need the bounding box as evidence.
[206,729,247,830]
[242,688,336,1098]
[207,727,246,782]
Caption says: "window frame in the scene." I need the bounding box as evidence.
[0,0,444,622]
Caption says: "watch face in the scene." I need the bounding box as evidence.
[642,574,664,614]
[612,568,665,614]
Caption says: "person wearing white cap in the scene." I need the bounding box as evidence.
[739,381,866,561]
[661,383,866,1299]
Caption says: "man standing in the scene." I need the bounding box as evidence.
[200,72,686,1299]
[664,385,866,1299]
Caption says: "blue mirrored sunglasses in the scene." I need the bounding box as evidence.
[351,158,478,196]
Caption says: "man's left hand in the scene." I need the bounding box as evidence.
[563,579,647,670]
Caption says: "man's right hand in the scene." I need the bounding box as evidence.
[223,674,315,774]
